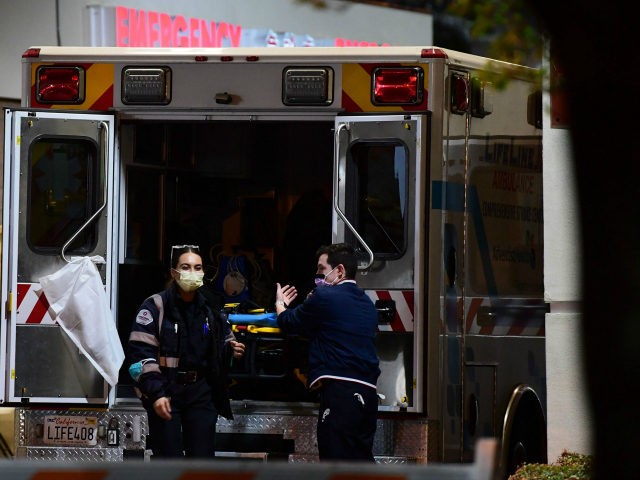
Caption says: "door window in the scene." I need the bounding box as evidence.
[28,137,97,253]
[347,141,408,259]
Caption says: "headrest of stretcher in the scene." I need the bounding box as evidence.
[228,312,278,328]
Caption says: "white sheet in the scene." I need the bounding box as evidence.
[39,256,124,387]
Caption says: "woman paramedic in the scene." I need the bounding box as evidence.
[127,245,245,458]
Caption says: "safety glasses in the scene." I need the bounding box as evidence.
[172,244,199,251]
[170,244,200,264]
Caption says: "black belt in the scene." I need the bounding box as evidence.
[175,369,206,384]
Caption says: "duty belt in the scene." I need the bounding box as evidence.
[175,370,205,384]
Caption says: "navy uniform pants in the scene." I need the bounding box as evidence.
[316,379,378,461]
[146,378,218,458]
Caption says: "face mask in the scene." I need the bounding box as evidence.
[314,267,337,288]
[174,269,204,292]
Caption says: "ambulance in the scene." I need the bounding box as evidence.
[1,45,545,476]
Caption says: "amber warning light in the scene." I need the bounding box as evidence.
[372,67,424,105]
[36,66,85,104]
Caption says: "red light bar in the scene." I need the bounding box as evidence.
[421,48,447,59]
[36,66,85,103]
[22,48,41,58]
[372,67,423,105]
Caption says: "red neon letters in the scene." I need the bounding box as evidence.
[116,6,242,47]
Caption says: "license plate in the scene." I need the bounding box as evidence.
[43,415,98,446]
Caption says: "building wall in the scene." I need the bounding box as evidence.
[543,52,593,460]
[0,0,432,100]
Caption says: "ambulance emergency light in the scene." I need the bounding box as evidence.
[36,66,85,104]
[282,67,334,106]
[372,67,424,105]
[450,72,469,114]
[121,67,171,105]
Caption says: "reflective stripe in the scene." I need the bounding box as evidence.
[159,356,179,368]
[154,295,183,368]
[152,294,164,336]
[129,331,159,347]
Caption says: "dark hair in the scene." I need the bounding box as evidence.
[315,243,357,278]
[170,244,201,269]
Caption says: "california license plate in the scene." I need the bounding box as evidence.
[43,415,98,446]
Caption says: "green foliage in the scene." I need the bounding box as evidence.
[445,0,545,90]
[509,451,593,480]
[446,0,545,66]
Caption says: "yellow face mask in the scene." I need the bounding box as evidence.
[173,269,204,292]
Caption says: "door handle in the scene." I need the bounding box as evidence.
[61,121,109,262]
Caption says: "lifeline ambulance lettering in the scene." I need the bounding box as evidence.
[492,245,536,267]
[481,201,543,223]
[480,143,541,170]
[116,6,242,47]
[491,170,535,194]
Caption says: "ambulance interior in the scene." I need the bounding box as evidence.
[117,120,336,402]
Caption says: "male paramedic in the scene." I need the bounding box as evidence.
[275,243,381,461]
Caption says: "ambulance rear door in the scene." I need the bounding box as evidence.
[333,113,428,412]
[1,109,116,404]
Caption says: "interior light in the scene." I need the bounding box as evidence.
[371,67,424,105]
[36,66,84,104]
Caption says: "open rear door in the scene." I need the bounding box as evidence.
[333,113,428,412]
[2,110,116,404]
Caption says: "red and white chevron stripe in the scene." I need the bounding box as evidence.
[16,283,56,325]
[464,297,545,336]
[366,289,414,332]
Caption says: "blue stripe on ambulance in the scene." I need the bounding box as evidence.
[431,180,498,298]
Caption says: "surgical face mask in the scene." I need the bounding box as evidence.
[174,269,204,292]
[314,266,338,288]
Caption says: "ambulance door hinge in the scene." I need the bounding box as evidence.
[5,291,12,317]
[375,299,396,324]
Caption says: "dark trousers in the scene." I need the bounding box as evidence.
[146,378,218,458]
[316,379,378,461]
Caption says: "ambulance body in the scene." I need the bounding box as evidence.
[1,46,545,475]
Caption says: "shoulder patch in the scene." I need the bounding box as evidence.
[136,309,154,325]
